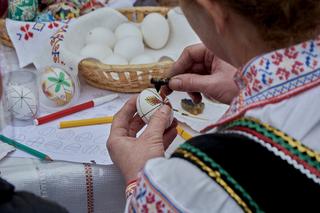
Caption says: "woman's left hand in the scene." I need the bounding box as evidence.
[107,95,178,184]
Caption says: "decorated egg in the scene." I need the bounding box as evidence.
[46,2,80,20]
[80,0,104,15]
[81,44,112,61]
[130,54,155,65]
[40,67,75,106]
[114,37,144,61]
[86,27,116,48]
[141,13,170,49]
[103,54,128,65]
[6,85,38,120]
[136,88,173,126]
[115,23,143,41]
[8,0,38,21]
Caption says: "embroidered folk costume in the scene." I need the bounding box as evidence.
[125,38,320,212]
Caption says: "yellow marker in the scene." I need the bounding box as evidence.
[59,116,113,129]
[176,125,193,141]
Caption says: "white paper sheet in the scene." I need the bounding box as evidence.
[1,81,131,165]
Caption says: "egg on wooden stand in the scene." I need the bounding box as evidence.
[6,85,38,120]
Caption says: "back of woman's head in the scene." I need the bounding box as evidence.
[219,0,320,48]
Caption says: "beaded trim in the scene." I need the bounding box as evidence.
[175,144,263,213]
[125,180,137,199]
[222,118,320,184]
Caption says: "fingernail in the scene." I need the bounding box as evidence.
[160,105,171,114]
[170,78,182,89]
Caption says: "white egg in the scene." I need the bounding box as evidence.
[115,23,143,41]
[103,54,128,65]
[6,85,38,120]
[114,37,144,60]
[86,27,116,48]
[136,88,173,127]
[80,44,113,61]
[130,54,156,65]
[141,13,170,49]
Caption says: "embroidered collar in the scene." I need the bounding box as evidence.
[202,37,320,132]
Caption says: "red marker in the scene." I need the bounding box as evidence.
[34,94,119,126]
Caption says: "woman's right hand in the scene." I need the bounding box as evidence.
[163,44,240,105]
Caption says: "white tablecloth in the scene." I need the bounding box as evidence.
[0,43,189,213]
[0,158,126,213]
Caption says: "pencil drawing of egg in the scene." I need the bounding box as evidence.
[40,67,75,106]
[6,85,38,120]
[136,88,173,126]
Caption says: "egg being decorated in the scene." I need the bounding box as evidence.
[130,54,156,65]
[86,27,116,48]
[103,54,128,65]
[114,37,144,61]
[141,13,170,49]
[136,88,173,127]
[115,23,143,41]
[40,67,75,106]
[80,44,112,61]
[6,85,38,120]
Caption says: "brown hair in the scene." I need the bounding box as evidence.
[218,0,320,48]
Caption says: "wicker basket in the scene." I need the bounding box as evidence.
[79,7,173,93]
[0,19,13,48]
[0,7,174,93]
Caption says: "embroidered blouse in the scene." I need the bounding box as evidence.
[125,38,320,212]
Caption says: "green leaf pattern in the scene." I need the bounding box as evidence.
[47,71,71,93]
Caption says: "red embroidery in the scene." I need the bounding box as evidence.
[271,52,283,65]
[201,38,320,132]
[291,61,304,75]
[130,172,180,212]
[48,22,60,29]
[284,47,298,59]
[20,24,33,41]
[252,79,263,93]
[276,68,290,80]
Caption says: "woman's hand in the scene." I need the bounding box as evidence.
[163,44,240,104]
[107,96,178,184]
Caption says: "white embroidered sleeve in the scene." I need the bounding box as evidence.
[125,157,242,213]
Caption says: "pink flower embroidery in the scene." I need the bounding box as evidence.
[20,24,33,40]
[156,201,165,213]
[271,52,283,65]
[284,47,298,59]
[146,193,155,204]
[276,68,290,80]
[252,79,263,93]
[291,61,304,75]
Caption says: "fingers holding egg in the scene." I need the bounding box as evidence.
[136,88,174,129]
